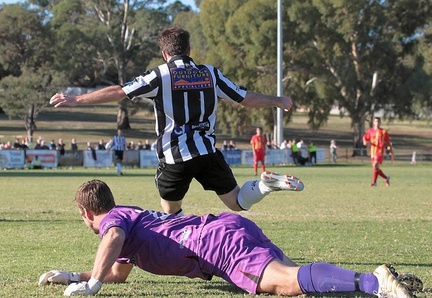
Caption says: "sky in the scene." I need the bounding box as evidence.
[1,0,198,10]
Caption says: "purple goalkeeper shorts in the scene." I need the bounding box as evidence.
[198,212,285,294]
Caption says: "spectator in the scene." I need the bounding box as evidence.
[20,138,29,150]
[279,139,289,150]
[105,138,113,150]
[40,140,50,150]
[3,141,12,150]
[33,139,42,150]
[57,138,66,155]
[137,141,144,150]
[297,139,308,165]
[97,139,106,150]
[229,140,237,150]
[30,155,43,169]
[291,139,299,165]
[87,142,97,161]
[13,138,21,150]
[221,140,229,151]
[126,141,135,151]
[330,140,338,163]
[49,139,57,150]
[144,139,151,150]
[71,138,78,153]
[308,141,317,165]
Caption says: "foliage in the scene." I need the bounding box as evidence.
[283,0,432,145]
[0,66,67,141]
[0,4,53,77]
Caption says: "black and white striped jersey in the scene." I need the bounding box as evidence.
[122,55,247,164]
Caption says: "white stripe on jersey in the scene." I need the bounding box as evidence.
[159,63,175,164]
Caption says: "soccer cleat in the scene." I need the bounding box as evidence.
[397,273,423,292]
[371,182,377,187]
[385,176,390,187]
[373,264,414,298]
[260,171,304,191]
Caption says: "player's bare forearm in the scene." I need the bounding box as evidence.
[241,91,293,110]
[50,86,127,107]
[79,263,132,283]
[90,227,127,282]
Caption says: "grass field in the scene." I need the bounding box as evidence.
[0,164,431,297]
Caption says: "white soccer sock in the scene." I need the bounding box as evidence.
[236,180,272,210]
[116,162,122,173]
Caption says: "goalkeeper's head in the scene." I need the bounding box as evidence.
[75,179,116,215]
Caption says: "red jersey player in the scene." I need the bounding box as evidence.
[250,127,267,176]
[362,117,391,187]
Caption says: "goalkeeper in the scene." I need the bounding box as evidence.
[39,179,420,297]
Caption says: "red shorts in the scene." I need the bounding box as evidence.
[371,155,384,165]
[253,150,265,163]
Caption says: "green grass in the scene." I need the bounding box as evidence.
[0,164,431,297]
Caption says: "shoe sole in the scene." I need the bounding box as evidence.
[261,171,304,191]
[398,274,423,292]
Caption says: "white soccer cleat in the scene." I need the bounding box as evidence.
[260,171,304,191]
[373,264,414,298]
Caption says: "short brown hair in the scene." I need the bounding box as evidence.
[158,25,190,56]
[75,179,116,215]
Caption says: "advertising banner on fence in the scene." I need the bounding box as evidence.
[221,150,242,165]
[83,150,113,168]
[139,150,159,167]
[26,150,58,168]
[0,150,25,169]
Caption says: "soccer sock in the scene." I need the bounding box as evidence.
[116,162,122,174]
[297,263,378,294]
[261,164,266,172]
[236,180,271,210]
[377,169,386,179]
[253,164,258,175]
[373,169,378,183]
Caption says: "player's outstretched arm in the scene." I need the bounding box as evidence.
[240,91,293,111]
[50,85,127,107]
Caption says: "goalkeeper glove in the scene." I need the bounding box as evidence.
[64,278,102,296]
[38,270,80,286]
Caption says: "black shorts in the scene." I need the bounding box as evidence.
[155,150,238,201]
[114,150,123,161]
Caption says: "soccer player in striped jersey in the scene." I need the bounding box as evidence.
[39,179,418,297]
[111,129,126,175]
[50,25,303,215]
[363,117,391,187]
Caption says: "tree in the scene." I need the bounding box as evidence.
[0,66,67,141]
[284,0,432,146]
[200,0,281,136]
[79,0,169,130]
[0,4,52,78]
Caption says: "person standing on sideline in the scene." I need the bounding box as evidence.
[330,139,338,163]
[250,127,267,175]
[39,179,418,298]
[362,117,391,187]
[308,141,317,165]
[70,138,78,153]
[49,25,303,215]
[111,130,126,176]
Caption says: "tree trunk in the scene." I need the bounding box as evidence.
[25,105,36,142]
[117,98,131,130]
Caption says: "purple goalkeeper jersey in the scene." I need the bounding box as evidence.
[99,206,285,294]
